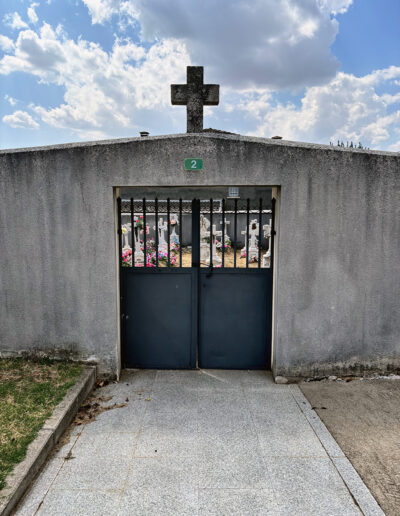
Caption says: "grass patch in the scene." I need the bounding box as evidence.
[0,358,83,491]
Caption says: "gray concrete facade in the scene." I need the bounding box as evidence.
[0,133,399,377]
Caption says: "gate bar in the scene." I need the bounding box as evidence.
[143,198,147,267]
[222,198,225,268]
[117,197,122,268]
[155,198,159,268]
[209,198,213,268]
[258,198,262,268]
[167,198,170,267]
[246,198,250,268]
[117,196,124,367]
[234,198,238,268]
[130,198,135,268]
[179,198,183,267]
[192,199,200,267]
[271,197,276,271]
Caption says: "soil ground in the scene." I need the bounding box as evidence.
[300,378,400,516]
[167,248,267,268]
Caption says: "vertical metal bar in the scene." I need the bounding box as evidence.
[191,199,200,368]
[143,197,147,267]
[221,198,225,268]
[192,199,200,267]
[271,197,276,271]
[234,198,238,268]
[258,198,262,268]
[209,198,213,268]
[155,198,159,268]
[167,198,170,267]
[179,198,183,267]
[117,197,122,267]
[130,198,134,268]
[246,198,250,268]
[117,196,124,367]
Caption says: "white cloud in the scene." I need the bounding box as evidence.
[0,23,189,138]
[4,94,17,106]
[82,0,346,90]
[27,3,39,24]
[83,0,121,24]
[0,34,15,52]
[231,66,400,148]
[0,24,67,77]
[0,18,398,150]
[318,0,353,15]
[4,12,29,30]
[2,110,39,129]
[387,141,400,152]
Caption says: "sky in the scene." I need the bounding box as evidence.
[0,0,399,151]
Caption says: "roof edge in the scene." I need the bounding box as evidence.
[0,132,398,157]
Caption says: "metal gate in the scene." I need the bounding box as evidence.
[118,189,275,369]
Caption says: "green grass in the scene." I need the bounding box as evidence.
[0,358,83,491]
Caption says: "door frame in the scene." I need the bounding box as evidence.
[115,186,279,374]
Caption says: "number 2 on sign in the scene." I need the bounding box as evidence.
[184,158,203,170]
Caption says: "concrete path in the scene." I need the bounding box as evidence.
[16,370,381,515]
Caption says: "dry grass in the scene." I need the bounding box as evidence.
[144,248,269,269]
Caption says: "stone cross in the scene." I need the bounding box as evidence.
[241,219,259,260]
[156,218,168,252]
[210,224,222,265]
[200,214,211,263]
[122,223,132,251]
[199,215,221,264]
[249,220,259,252]
[219,218,231,245]
[171,66,220,133]
[133,219,144,264]
[170,214,179,245]
[262,221,272,268]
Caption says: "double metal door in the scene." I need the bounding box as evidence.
[118,192,274,369]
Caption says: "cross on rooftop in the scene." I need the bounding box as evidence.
[171,66,219,133]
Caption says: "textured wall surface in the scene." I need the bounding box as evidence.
[1,134,399,376]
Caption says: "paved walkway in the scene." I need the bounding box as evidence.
[16,370,382,515]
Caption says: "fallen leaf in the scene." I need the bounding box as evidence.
[64,450,75,460]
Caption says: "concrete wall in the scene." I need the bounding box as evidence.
[1,133,399,377]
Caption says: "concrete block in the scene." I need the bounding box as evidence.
[198,488,276,516]
[332,457,385,516]
[119,488,198,516]
[267,457,361,514]
[135,425,199,458]
[198,452,268,489]
[52,455,131,491]
[36,488,123,516]
[126,457,198,489]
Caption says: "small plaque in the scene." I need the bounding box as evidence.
[184,158,203,171]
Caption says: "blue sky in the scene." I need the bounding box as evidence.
[0,0,399,151]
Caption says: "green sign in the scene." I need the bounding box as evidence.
[184,158,203,171]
